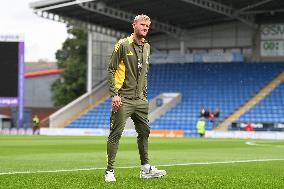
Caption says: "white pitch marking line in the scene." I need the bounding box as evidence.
[245,141,284,147]
[1,158,284,176]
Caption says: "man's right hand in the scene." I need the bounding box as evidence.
[112,95,122,112]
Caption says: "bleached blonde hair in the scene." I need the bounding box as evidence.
[133,14,151,24]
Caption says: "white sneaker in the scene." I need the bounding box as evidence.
[140,165,166,179]
[105,170,116,182]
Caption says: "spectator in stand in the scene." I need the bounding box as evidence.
[208,108,214,121]
[214,108,220,119]
[244,122,254,131]
[200,107,206,118]
[212,108,220,127]
[204,108,210,119]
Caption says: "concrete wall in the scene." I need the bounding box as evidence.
[90,32,116,88]
[151,22,254,53]
[25,74,59,107]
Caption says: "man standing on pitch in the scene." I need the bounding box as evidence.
[105,14,166,182]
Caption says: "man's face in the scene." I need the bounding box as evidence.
[133,19,150,37]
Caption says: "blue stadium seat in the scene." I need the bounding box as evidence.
[238,83,284,123]
[66,63,284,136]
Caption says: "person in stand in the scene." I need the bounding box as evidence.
[212,108,220,128]
[208,111,214,121]
[204,108,210,119]
[200,107,206,118]
[244,122,254,131]
[214,108,220,119]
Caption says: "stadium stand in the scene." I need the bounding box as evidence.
[237,82,284,124]
[30,0,284,135]
[66,63,284,136]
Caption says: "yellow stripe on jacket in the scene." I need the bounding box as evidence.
[114,60,126,92]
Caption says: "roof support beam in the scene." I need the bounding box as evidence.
[30,0,95,12]
[236,0,274,14]
[34,10,127,38]
[32,0,190,40]
[241,9,284,15]
[180,0,255,27]
[79,1,186,38]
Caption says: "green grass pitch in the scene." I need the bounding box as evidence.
[0,135,284,188]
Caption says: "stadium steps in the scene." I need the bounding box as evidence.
[216,70,284,131]
[61,94,109,128]
[49,80,109,128]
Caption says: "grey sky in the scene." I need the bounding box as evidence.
[0,0,67,62]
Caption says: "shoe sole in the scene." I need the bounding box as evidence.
[140,173,166,179]
[105,177,116,182]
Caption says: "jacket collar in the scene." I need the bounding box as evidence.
[127,33,147,44]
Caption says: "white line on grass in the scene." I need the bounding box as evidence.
[1,158,284,176]
[245,141,284,147]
